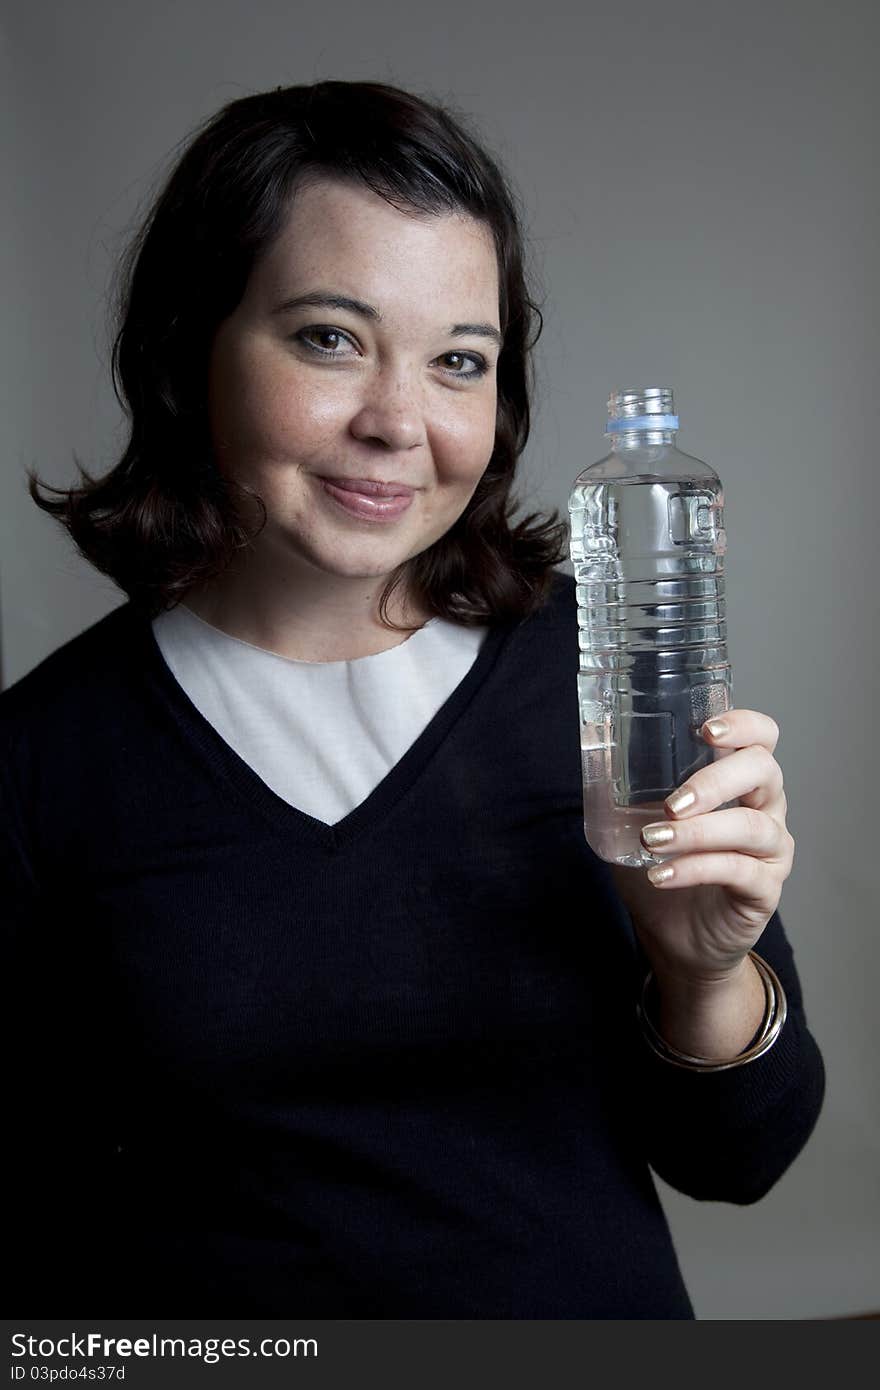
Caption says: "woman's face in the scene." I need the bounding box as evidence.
[206,175,502,595]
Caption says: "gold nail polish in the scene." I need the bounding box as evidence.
[666,788,696,815]
[647,864,675,884]
[705,718,730,738]
[642,824,675,847]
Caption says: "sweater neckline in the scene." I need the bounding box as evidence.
[171,600,443,667]
[132,602,518,853]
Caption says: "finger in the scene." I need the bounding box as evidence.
[699,708,781,753]
[666,744,785,819]
[645,849,781,908]
[641,805,794,865]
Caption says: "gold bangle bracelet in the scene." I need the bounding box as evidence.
[636,950,788,1073]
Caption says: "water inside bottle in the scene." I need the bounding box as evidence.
[570,474,733,867]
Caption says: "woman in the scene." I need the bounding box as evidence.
[5,80,824,1318]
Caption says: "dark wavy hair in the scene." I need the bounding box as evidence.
[27,80,568,628]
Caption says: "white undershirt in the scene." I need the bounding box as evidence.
[151,603,489,826]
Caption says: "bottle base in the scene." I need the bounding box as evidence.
[583,799,675,869]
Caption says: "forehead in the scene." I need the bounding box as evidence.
[251,175,500,316]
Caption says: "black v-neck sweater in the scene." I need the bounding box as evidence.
[3,571,825,1318]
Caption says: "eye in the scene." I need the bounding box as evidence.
[293,326,358,357]
[438,351,490,380]
[292,326,491,381]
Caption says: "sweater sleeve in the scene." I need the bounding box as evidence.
[3,725,58,1299]
[628,908,826,1204]
[1,725,42,954]
[3,721,118,1310]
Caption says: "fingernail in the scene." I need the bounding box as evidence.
[642,824,675,847]
[647,864,675,884]
[704,718,730,739]
[666,787,696,815]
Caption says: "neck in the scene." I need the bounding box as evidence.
[182,544,427,664]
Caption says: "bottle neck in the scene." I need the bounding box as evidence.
[610,429,677,448]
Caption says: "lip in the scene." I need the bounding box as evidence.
[320,479,415,522]
[319,476,415,498]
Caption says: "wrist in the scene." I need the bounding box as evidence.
[650,954,768,1061]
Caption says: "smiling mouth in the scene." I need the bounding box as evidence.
[319,478,415,521]
[318,476,416,498]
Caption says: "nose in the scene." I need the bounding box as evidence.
[348,367,427,452]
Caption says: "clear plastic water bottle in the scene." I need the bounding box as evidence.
[568,387,734,868]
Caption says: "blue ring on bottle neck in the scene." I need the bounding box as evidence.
[605,414,679,433]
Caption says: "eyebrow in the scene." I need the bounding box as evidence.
[272,291,503,349]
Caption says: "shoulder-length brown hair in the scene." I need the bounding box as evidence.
[28,80,568,628]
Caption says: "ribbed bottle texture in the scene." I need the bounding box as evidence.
[568,388,733,867]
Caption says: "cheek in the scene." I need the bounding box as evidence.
[259,386,339,459]
[210,347,342,459]
[435,394,498,481]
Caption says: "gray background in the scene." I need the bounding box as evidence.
[3,0,878,1319]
